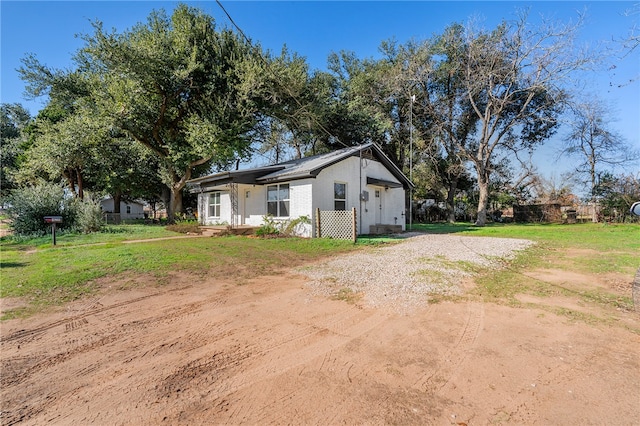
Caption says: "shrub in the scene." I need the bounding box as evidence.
[281,215,311,236]
[75,194,105,233]
[256,215,311,238]
[7,182,76,236]
[165,223,201,234]
[255,215,280,237]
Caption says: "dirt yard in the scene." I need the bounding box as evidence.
[1,238,639,425]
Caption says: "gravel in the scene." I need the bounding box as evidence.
[298,233,534,312]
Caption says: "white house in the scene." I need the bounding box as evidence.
[187,143,414,237]
[100,197,146,221]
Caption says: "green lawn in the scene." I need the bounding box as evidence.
[2,222,638,320]
[0,228,358,318]
[2,224,183,250]
[412,222,640,316]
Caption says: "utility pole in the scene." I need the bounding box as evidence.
[409,94,415,230]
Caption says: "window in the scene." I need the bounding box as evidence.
[267,184,289,217]
[208,192,221,217]
[334,182,346,211]
[126,205,131,214]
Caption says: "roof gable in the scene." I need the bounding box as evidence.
[187,142,413,190]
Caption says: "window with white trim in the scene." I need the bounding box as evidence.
[126,205,131,214]
[208,192,221,217]
[267,184,290,217]
[334,182,346,211]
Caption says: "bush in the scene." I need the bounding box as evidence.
[7,182,76,236]
[256,215,310,238]
[165,223,202,234]
[255,215,280,237]
[75,194,105,233]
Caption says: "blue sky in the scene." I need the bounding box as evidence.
[1,1,638,180]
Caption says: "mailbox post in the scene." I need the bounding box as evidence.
[44,216,63,245]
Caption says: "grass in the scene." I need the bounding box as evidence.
[331,287,363,304]
[1,224,182,250]
[2,221,638,322]
[0,229,358,319]
[412,222,639,323]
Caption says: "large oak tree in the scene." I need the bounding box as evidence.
[77,4,264,220]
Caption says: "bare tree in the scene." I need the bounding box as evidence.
[561,98,639,201]
[622,3,640,54]
[453,12,591,225]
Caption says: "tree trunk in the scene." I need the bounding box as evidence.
[163,186,174,224]
[76,168,84,200]
[475,174,490,226]
[446,177,458,223]
[172,186,184,218]
[165,183,185,224]
[112,191,122,214]
[63,170,77,198]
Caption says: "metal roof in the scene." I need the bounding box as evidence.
[187,142,413,191]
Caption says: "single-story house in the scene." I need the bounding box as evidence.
[100,197,146,221]
[187,142,414,237]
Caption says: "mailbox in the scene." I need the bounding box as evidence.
[44,216,63,224]
[44,216,63,245]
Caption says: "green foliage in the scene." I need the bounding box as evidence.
[255,215,281,237]
[281,215,311,236]
[165,223,201,234]
[1,233,357,318]
[74,194,105,233]
[1,103,32,199]
[7,182,76,235]
[77,4,266,219]
[255,215,311,237]
[594,173,640,222]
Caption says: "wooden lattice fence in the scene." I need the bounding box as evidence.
[315,208,357,242]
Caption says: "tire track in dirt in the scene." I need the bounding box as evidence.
[2,282,382,425]
[0,285,231,425]
[229,312,385,424]
[413,300,484,394]
[0,285,193,344]
[493,342,640,424]
[156,308,387,424]
[1,297,213,389]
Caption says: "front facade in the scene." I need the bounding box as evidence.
[100,198,146,220]
[187,143,413,237]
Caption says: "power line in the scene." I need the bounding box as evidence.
[214,0,350,150]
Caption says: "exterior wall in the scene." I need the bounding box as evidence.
[240,185,267,227]
[198,189,231,225]
[100,199,145,220]
[196,156,406,237]
[284,180,313,237]
[197,183,313,236]
[312,156,406,235]
[361,160,407,233]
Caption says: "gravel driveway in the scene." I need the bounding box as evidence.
[299,233,534,311]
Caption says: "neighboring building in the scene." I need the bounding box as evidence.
[100,198,146,221]
[187,142,414,237]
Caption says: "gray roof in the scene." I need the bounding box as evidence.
[187,142,413,191]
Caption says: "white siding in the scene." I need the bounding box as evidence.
[288,181,313,237]
[100,198,145,219]
[242,185,267,226]
[313,156,406,234]
[196,155,407,236]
